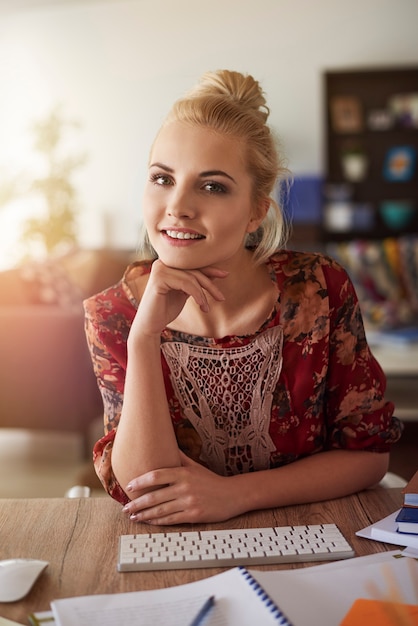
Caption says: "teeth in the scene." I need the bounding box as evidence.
[165,230,203,240]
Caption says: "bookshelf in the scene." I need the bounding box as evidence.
[322,66,418,242]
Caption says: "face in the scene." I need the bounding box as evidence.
[142,121,266,270]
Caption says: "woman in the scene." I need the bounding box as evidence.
[84,69,402,525]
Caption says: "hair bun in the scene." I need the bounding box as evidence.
[189,69,270,122]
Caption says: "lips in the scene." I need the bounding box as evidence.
[164,230,205,240]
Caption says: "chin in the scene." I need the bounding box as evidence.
[157,252,207,271]
[168,261,205,271]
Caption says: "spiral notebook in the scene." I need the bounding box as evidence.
[50,566,292,626]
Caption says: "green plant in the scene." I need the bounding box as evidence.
[20,107,87,257]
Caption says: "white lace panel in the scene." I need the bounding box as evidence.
[161,325,283,475]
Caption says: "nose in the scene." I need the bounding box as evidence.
[166,185,196,219]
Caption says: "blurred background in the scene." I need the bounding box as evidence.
[0,0,417,264]
[0,0,417,497]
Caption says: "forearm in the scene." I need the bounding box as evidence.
[121,448,390,525]
[111,334,181,491]
[225,449,389,517]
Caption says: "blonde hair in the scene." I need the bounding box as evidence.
[139,69,290,265]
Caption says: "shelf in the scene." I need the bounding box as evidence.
[322,66,418,242]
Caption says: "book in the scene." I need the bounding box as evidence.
[396,506,418,534]
[50,566,293,626]
[403,469,418,506]
[356,510,418,548]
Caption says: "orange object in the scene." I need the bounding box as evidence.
[340,598,418,626]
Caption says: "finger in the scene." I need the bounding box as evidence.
[125,495,175,519]
[172,270,226,304]
[126,492,199,525]
[184,271,227,306]
[128,500,184,524]
[151,271,210,312]
[123,487,192,524]
[132,494,205,525]
[196,276,226,304]
[150,262,227,310]
[126,468,176,494]
[156,261,228,300]
[142,510,190,526]
[124,484,172,513]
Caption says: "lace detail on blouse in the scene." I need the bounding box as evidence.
[161,325,284,475]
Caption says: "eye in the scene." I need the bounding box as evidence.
[202,181,227,194]
[149,173,173,186]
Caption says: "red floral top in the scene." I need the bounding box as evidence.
[84,251,402,504]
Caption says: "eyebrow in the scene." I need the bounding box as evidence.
[149,162,237,184]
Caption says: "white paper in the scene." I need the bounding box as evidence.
[51,567,287,626]
[403,546,418,558]
[251,551,418,626]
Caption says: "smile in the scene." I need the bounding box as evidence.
[164,230,204,240]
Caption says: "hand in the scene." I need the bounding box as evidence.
[122,453,241,525]
[131,260,228,338]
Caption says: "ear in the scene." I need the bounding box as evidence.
[246,196,270,233]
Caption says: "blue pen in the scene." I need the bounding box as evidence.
[189,595,216,626]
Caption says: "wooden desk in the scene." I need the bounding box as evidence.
[0,489,403,623]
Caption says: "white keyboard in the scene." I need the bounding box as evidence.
[118,523,355,571]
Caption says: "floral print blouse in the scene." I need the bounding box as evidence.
[84,251,403,504]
